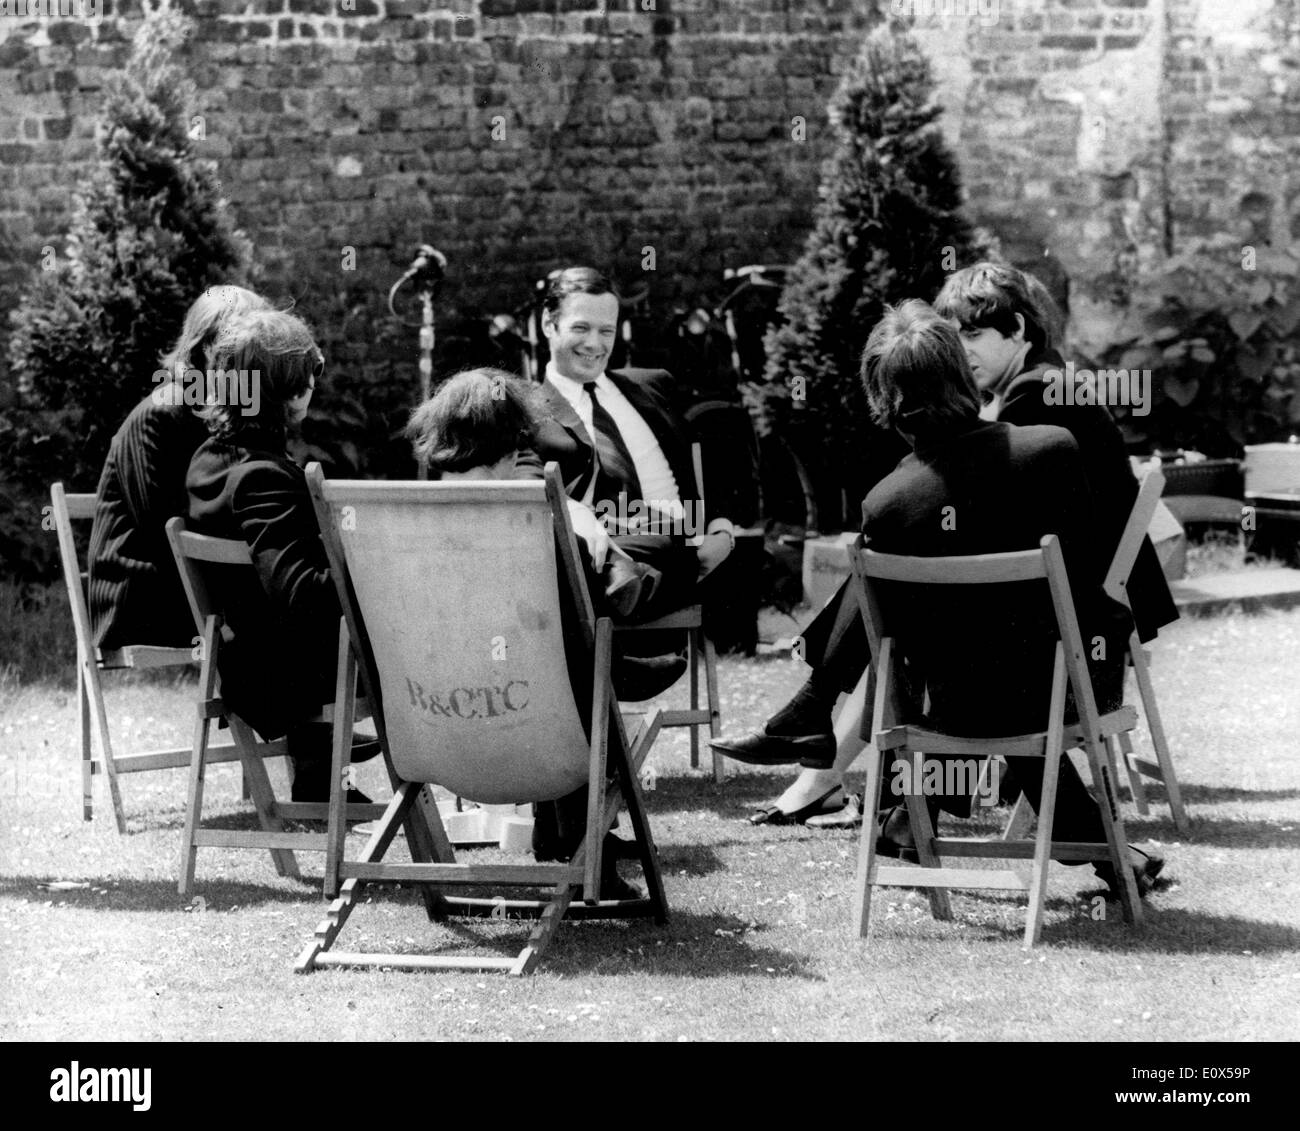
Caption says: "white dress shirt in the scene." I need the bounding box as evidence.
[545,363,735,543]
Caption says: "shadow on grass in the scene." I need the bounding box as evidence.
[646,770,809,817]
[1177,784,1300,805]
[1121,813,1300,848]
[353,890,820,979]
[0,875,314,911]
[907,886,1300,954]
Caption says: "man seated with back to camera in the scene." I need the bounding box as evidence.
[848,302,1165,897]
[406,367,664,901]
[185,307,380,803]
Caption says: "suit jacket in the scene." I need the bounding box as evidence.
[529,368,710,518]
[861,417,1132,738]
[186,427,341,739]
[997,347,1177,642]
[88,391,209,650]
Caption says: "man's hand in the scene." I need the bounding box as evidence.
[696,530,733,577]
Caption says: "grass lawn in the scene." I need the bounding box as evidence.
[2,607,1299,1042]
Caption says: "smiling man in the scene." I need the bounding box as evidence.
[525,266,736,622]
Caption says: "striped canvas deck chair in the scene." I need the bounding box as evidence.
[848,534,1145,947]
[295,464,668,976]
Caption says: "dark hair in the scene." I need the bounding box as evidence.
[540,266,620,322]
[932,261,1054,352]
[200,308,321,440]
[159,285,269,384]
[407,368,539,473]
[860,300,980,431]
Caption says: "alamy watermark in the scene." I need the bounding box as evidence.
[50,1062,151,1112]
[151,367,261,417]
[593,492,704,538]
[0,0,104,19]
[1042,361,1152,417]
[891,0,1000,28]
[889,756,1001,807]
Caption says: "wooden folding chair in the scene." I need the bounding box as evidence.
[615,442,725,782]
[1000,468,1190,837]
[848,534,1145,947]
[50,481,250,833]
[164,517,389,896]
[1102,467,1189,834]
[295,464,668,976]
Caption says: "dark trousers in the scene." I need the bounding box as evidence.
[799,578,1127,849]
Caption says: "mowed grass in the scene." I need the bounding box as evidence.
[1,608,1299,1042]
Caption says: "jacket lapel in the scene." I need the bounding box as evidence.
[540,379,593,450]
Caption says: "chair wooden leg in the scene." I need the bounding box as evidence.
[78,658,94,822]
[178,710,210,898]
[852,744,888,938]
[1117,731,1149,815]
[228,717,299,880]
[295,784,416,973]
[687,627,700,770]
[702,628,725,784]
[325,619,357,900]
[1025,648,1068,947]
[613,710,668,924]
[904,753,952,922]
[84,651,127,834]
[1131,639,1189,835]
[1002,792,1034,840]
[1081,727,1143,929]
[583,619,613,903]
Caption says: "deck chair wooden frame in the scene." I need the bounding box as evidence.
[613,442,724,782]
[989,469,1190,838]
[165,517,389,896]
[294,464,668,976]
[847,534,1144,947]
[50,482,258,833]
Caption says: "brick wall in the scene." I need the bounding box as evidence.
[0,0,877,371]
[1,0,1297,391]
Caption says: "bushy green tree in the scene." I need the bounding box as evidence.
[3,0,253,582]
[759,26,987,529]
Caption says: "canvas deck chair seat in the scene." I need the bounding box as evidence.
[165,517,389,896]
[848,534,1145,947]
[295,464,668,976]
[612,442,724,782]
[50,481,266,833]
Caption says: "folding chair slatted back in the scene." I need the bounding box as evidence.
[49,482,200,832]
[317,479,591,805]
[847,534,1143,946]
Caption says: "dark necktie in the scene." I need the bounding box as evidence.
[583,381,643,508]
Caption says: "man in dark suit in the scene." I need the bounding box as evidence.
[523,266,736,622]
[713,261,1177,825]
[522,267,736,883]
[933,261,1177,642]
[186,308,377,803]
[725,301,1165,896]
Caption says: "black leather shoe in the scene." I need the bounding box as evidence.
[604,557,653,619]
[873,804,919,862]
[1095,846,1166,900]
[710,727,834,768]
